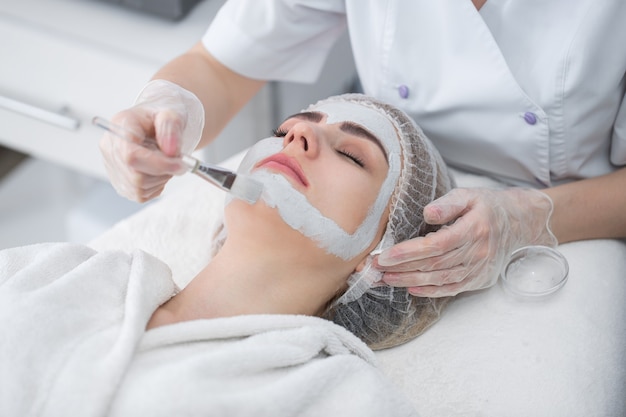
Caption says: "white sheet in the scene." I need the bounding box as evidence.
[90,154,626,417]
[0,242,418,417]
[377,238,626,416]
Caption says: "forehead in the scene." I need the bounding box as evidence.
[308,101,400,155]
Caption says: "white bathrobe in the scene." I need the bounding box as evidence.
[0,242,418,417]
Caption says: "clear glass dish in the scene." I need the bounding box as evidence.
[502,246,569,298]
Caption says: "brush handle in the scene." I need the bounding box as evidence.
[92,116,160,150]
[181,154,200,172]
[93,116,239,192]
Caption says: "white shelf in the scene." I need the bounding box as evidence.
[0,0,270,179]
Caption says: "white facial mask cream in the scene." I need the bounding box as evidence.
[231,102,401,260]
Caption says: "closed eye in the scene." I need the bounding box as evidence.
[338,150,365,168]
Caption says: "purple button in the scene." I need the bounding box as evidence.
[398,85,410,99]
[523,111,537,125]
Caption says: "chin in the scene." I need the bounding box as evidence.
[225,198,295,238]
[224,199,331,260]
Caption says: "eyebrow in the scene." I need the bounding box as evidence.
[284,111,388,160]
[339,122,388,160]
[284,111,324,123]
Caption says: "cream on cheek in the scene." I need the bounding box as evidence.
[229,103,401,261]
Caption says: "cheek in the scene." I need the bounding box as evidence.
[313,169,382,234]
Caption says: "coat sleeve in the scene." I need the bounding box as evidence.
[202,0,348,83]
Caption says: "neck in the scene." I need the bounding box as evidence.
[147,237,348,329]
[472,0,487,11]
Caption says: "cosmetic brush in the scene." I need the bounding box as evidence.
[92,117,263,204]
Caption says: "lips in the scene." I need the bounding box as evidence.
[255,153,309,187]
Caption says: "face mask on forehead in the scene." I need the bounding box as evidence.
[230,102,402,260]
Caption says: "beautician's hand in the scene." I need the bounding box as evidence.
[376,188,558,297]
[99,79,204,202]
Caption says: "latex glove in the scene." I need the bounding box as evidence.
[99,79,204,202]
[376,187,557,297]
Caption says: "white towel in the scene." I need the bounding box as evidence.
[0,243,174,417]
[0,242,418,417]
[111,316,417,417]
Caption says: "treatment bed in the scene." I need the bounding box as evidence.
[90,151,626,417]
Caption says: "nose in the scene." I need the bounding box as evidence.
[282,121,320,158]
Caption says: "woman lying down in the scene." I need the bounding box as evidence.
[0,94,453,417]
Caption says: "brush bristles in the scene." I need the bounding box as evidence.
[229,175,264,204]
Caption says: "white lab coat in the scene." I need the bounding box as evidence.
[203,0,626,186]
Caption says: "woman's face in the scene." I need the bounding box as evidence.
[226,101,401,262]
[263,110,389,233]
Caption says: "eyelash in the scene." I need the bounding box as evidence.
[272,127,365,168]
[338,150,365,168]
[272,128,288,137]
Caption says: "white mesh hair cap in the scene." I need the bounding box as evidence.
[311,94,456,350]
